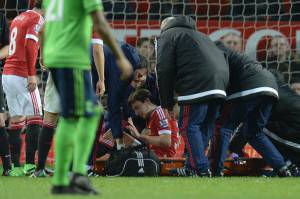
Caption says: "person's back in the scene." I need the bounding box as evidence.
[215,40,278,100]
[43,0,96,68]
[158,16,229,106]
[4,10,43,77]
[268,71,300,142]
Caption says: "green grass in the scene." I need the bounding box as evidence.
[0,177,300,199]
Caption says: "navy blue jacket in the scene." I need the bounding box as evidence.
[91,41,140,139]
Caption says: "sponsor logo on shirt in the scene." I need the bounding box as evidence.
[34,24,41,33]
[160,119,168,128]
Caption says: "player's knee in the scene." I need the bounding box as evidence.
[0,113,6,127]
[43,111,59,125]
[27,115,43,126]
[10,116,26,124]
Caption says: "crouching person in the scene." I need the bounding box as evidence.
[127,89,179,158]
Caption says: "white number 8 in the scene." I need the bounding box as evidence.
[8,27,18,56]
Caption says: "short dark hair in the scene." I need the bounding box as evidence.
[136,54,148,70]
[35,0,42,9]
[128,89,152,107]
[137,37,149,48]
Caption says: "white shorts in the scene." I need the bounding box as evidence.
[44,73,60,114]
[2,75,42,117]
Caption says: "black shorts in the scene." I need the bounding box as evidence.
[50,68,98,118]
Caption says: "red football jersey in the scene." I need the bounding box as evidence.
[4,10,44,77]
[146,106,179,157]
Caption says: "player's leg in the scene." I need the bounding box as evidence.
[0,81,13,176]
[2,75,25,176]
[71,70,101,186]
[50,68,100,195]
[243,96,291,176]
[215,100,251,176]
[0,113,13,176]
[178,103,211,176]
[34,111,58,176]
[34,73,60,177]
[20,78,43,175]
[107,77,127,149]
[201,101,220,150]
[49,68,78,189]
[86,116,103,177]
[8,116,26,175]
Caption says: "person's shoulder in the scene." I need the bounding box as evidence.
[153,107,167,120]
[26,10,43,23]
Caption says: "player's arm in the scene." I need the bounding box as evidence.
[0,14,9,59]
[126,117,171,147]
[38,25,46,70]
[91,11,132,80]
[139,134,171,148]
[92,39,105,96]
[25,21,42,92]
[0,46,8,60]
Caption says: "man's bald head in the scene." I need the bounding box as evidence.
[161,17,175,30]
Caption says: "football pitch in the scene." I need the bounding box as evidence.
[0,177,299,199]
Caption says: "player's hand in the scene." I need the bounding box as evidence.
[96,80,105,96]
[116,57,133,81]
[39,58,46,71]
[27,76,37,92]
[126,117,140,138]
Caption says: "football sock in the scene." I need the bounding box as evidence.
[0,127,12,170]
[26,117,42,164]
[37,122,55,170]
[8,121,24,167]
[52,118,76,186]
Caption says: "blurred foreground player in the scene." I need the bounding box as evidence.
[31,34,105,178]
[43,0,132,195]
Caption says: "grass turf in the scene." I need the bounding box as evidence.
[0,177,299,199]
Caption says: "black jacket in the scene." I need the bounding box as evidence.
[215,41,278,101]
[0,13,9,67]
[157,16,229,109]
[267,71,300,143]
[0,13,9,47]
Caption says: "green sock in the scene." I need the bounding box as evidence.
[73,107,102,175]
[52,118,78,186]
